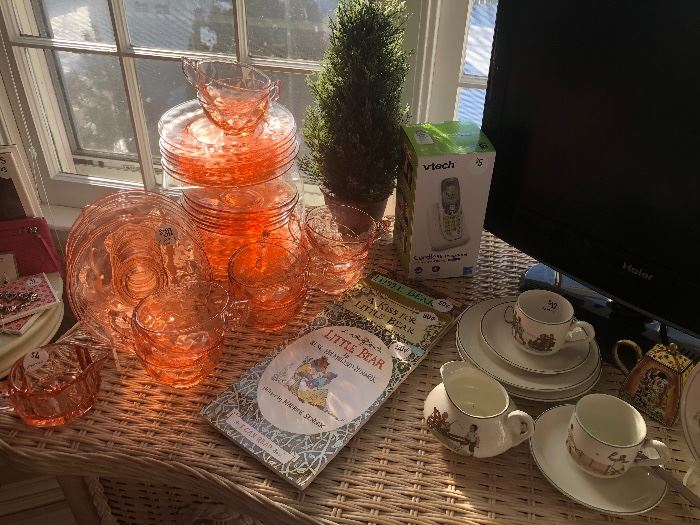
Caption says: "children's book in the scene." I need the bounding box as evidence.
[202,272,461,489]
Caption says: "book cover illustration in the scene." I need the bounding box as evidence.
[0,273,60,327]
[202,273,460,489]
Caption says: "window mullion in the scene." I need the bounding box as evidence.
[458,74,488,89]
[107,0,156,191]
[235,0,249,62]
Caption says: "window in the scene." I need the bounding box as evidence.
[0,1,477,214]
[456,0,497,126]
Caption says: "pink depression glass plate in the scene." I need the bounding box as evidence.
[66,190,211,352]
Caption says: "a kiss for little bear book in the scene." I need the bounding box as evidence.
[201,272,461,489]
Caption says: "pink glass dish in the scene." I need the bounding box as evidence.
[291,205,380,295]
[66,190,211,352]
[0,343,108,427]
[228,241,308,332]
[131,282,248,388]
[182,58,280,134]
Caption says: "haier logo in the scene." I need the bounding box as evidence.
[423,161,454,171]
[622,262,654,280]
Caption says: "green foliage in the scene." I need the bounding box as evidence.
[299,0,411,202]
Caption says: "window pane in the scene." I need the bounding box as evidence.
[55,51,136,155]
[267,70,313,158]
[19,0,115,43]
[125,0,236,54]
[463,0,497,77]
[457,87,485,127]
[136,58,196,159]
[245,0,338,61]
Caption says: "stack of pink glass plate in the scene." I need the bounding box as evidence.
[66,190,211,352]
[158,99,298,188]
[178,176,300,281]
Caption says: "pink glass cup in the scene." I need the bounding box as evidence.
[131,282,248,388]
[228,241,309,332]
[182,58,280,134]
[291,205,380,295]
[0,343,108,427]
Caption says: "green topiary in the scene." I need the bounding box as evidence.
[299,0,411,203]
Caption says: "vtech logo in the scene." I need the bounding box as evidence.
[423,161,454,171]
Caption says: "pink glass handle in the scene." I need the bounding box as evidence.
[0,379,15,414]
[224,299,250,326]
[181,57,200,88]
[267,80,281,104]
[288,210,303,243]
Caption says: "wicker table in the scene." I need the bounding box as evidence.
[1,233,698,525]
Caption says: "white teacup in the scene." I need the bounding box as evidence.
[504,289,595,356]
[566,393,670,478]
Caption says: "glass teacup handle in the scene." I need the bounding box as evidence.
[565,319,595,344]
[224,299,250,326]
[267,80,281,104]
[611,339,644,375]
[0,378,15,414]
[181,57,201,88]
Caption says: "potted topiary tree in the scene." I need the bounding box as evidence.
[299,0,411,220]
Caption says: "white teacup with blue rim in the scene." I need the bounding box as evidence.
[504,289,595,356]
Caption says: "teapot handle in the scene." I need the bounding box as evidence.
[506,410,535,447]
[612,339,644,375]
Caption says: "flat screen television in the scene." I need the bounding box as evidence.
[482,1,700,353]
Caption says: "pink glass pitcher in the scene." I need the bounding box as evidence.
[182,58,280,134]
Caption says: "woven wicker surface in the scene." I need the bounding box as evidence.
[1,232,699,524]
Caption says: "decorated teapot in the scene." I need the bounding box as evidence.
[424,361,534,457]
[612,340,694,427]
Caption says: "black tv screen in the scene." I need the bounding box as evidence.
[482,1,700,337]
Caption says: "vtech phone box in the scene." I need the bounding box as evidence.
[394,121,495,280]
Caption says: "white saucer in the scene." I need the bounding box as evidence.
[681,364,700,461]
[531,404,667,515]
[504,365,602,403]
[480,299,591,374]
[456,336,600,402]
[456,298,601,393]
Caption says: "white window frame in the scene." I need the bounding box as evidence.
[0,0,474,228]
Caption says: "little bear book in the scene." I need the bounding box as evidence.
[201,272,461,489]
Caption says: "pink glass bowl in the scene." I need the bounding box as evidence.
[228,241,308,332]
[131,282,248,388]
[0,343,107,427]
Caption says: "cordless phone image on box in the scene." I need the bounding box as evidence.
[428,177,470,250]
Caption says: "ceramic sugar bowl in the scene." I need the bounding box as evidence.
[424,361,534,457]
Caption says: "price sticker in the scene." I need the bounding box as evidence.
[155,224,179,246]
[472,155,489,175]
[389,341,413,360]
[23,349,49,372]
[26,276,42,287]
[416,311,439,326]
[431,298,453,312]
